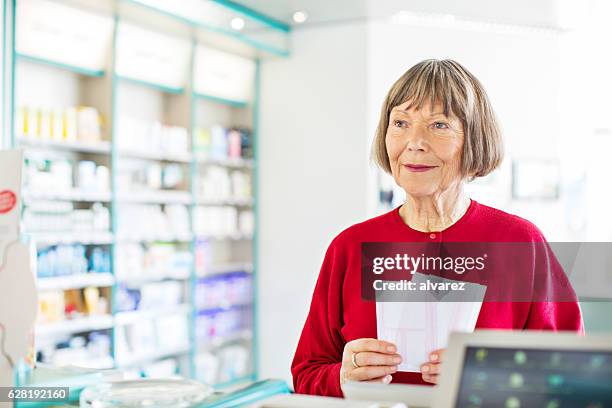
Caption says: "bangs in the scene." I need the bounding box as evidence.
[388,59,470,121]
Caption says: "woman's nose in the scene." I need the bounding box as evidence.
[405,126,428,152]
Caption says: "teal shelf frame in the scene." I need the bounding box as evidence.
[115,74,185,95]
[8,0,16,149]
[193,92,249,108]
[188,38,198,380]
[109,13,120,377]
[210,0,290,33]
[201,379,290,408]
[122,0,290,58]
[8,0,282,388]
[252,59,261,380]
[15,52,106,77]
[2,0,10,149]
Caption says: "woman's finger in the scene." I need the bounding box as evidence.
[348,338,397,354]
[422,373,437,384]
[366,375,393,384]
[420,362,440,375]
[428,348,445,363]
[347,365,398,381]
[355,351,402,367]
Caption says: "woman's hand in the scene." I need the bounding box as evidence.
[340,338,402,385]
[420,348,445,384]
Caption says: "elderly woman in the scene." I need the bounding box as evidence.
[291,59,583,397]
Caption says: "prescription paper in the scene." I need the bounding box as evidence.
[376,272,486,372]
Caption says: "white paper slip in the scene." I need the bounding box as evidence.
[376,272,486,372]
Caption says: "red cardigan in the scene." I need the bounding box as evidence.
[291,200,584,397]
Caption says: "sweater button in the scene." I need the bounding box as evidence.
[429,233,436,239]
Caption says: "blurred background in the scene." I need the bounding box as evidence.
[1,0,611,391]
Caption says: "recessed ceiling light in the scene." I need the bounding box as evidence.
[292,10,308,24]
[231,17,245,30]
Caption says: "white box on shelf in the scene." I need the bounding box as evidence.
[194,45,256,103]
[16,0,113,72]
[115,22,190,90]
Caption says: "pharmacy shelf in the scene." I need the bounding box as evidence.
[115,303,192,326]
[23,189,112,203]
[197,298,252,311]
[198,330,253,352]
[196,156,255,169]
[28,232,114,246]
[118,149,193,163]
[196,197,254,207]
[16,52,106,77]
[11,0,271,382]
[115,346,191,368]
[197,262,254,278]
[37,273,115,291]
[36,315,114,337]
[72,356,116,370]
[196,233,254,241]
[116,190,193,205]
[116,232,194,243]
[198,302,252,315]
[16,137,111,154]
[116,272,192,285]
[45,357,115,371]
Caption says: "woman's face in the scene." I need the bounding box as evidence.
[385,100,465,198]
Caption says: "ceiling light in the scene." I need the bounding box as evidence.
[292,11,308,24]
[231,17,245,30]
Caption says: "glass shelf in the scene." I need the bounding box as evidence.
[16,53,106,78]
[115,75,185,95]
[193,92,249,108]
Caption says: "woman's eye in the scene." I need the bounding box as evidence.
[433,122,449,130]
[393,120,407,128]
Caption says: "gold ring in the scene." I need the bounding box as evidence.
[351,352,360,368]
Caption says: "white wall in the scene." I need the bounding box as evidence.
[257,22,369,384]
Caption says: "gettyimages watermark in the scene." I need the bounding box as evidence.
[361,242,612,302]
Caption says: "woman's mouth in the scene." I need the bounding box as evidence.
[403,163,438,172]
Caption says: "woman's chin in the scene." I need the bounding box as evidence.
[401,189,439,199]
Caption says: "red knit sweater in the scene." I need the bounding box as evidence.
[291,200,584,397]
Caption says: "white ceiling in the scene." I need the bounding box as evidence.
[233,0,563,28]
[232,0,368,26]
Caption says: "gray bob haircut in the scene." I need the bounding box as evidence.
[372,59,503,180]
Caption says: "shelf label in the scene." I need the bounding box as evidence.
[194,45,256,103]
[16,0,113,73]
[115,22,191,90]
